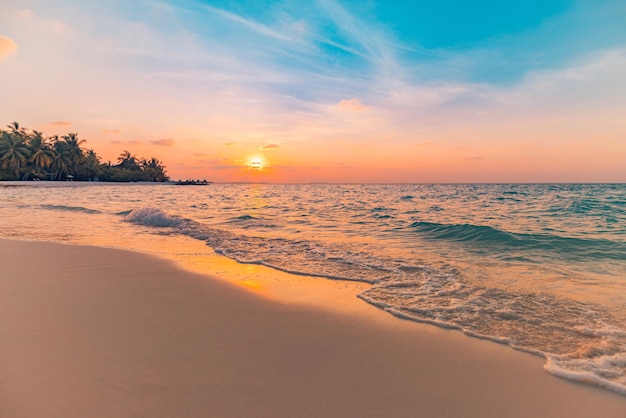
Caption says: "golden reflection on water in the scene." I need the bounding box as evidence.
[123,232,374,316]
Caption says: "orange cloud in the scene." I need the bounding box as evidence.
[102,129,121,134]
[0,35,18,58]
[259,144,279,150]
[337,98,367,111]
[48,121,72,127]
[111,140,141,145]
[150,138,175,146]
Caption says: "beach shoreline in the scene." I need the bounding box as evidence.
[1,238,624,417]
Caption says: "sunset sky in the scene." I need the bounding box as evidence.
[1,0,625,182]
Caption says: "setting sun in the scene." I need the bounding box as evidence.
[248,156,265,170]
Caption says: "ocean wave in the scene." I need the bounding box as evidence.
[231,214,258,221]
[40,204,101,214]
[409,221,626,261]
[124,208,184,227]
[494,196,522,202]
[224,214,279,229]
[566,199,626,216]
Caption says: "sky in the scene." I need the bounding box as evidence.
[1,0,625,182]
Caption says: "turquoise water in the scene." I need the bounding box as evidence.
[1,182,625,394]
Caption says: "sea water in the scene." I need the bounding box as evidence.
[1,182,625,395]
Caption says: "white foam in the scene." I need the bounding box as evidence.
[124,208,183,228]
[545,353,626,396]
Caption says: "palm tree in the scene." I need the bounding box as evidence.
[141,157,169,181]
[0,131,30,179]
[61,133,86,174]
[117,150,141,171]
[74,149,103,180]
[26,131,54,179]
[6,121,27,138]
[50,138,72,180]
[141,157,165,170]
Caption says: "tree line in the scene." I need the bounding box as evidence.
[0,122,169,182]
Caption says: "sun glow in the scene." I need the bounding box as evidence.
[247,156,266,170]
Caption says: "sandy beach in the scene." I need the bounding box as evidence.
[1,238,624,418]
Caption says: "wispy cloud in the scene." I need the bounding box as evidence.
[316,0,406,90]
[48,121,72,127]
[0,35,18,58]
[200,4,292,42]
[259,144,280,150]
[317,0,391,61]
[505,48,626,102]
[150,138,175,146]
[17,9,33,18]
[212,164,242,171]
[102,129,121,134]
[336,98,368,111]
[111,140,141,145]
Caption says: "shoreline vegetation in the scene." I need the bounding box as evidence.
[0,121,169,182]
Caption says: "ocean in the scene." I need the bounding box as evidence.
[1,182,625,395]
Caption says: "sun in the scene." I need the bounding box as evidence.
[247,156,265,170]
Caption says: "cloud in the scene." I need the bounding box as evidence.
[337,98,368,111]
[259,144,279,150]
[111,140,141,145]
[102,129,121,134]
[212,164,242,170]
[48,121,72,127]
[201,4,291,42]
[17,9,33,18]
[317,0,390,60]
[0,35,18,59]
[504,48,626,104]
[149,138,175,146]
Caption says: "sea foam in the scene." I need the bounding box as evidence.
[124,208,184,227]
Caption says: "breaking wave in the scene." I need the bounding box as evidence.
[124,208,184,227]
[409,221,626,261]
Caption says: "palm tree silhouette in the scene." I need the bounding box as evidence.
[62,133,86,173]
[1,121,170,182]
[141,157,168,181]
[117,150,142,171]
[6,121,27,138]
[0,130,30,179]
[51,137,73,180]
[27,130,54,179]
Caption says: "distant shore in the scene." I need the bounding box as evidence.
[1,238,624,418]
